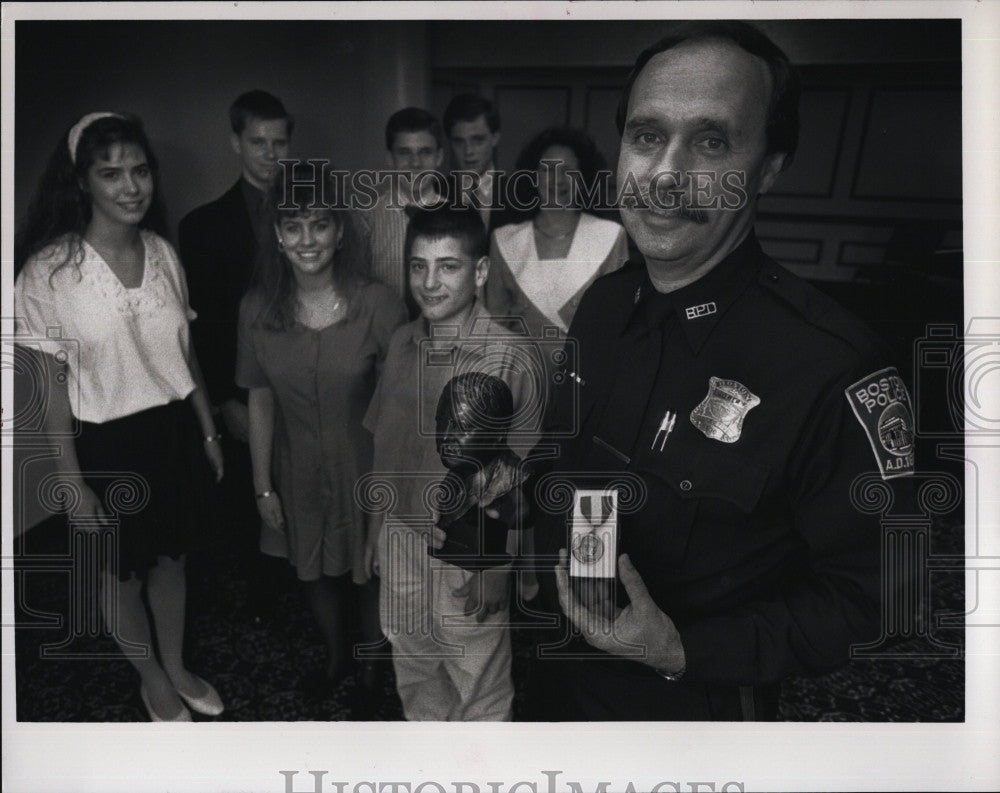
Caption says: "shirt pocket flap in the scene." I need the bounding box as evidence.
[647,444,770,513]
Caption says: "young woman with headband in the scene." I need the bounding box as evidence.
[14,112,225,721]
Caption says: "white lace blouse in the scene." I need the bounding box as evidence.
[14,230,198,423]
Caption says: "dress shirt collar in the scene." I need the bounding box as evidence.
[381,178,442,210]
[624,232,763,354]
[477,168,495,205]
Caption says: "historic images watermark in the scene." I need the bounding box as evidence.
[274,158,752,216]
[2,325,154,658]
[3,298,986,675]
[278,770,746,793]
[843,319,1000,660]
[353,329,984,666]
[3,322,984,670]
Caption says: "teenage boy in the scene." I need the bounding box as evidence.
[442,94,506,234]
[361,107,445,309]
[363,206,539,721]
[178,90,293,623]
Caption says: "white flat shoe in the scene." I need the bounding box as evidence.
[174,674,225,716]
[140,685,192,722]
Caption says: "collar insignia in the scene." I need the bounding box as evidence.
[684,301,717,320]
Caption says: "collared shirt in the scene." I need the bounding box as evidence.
[475,167,495,229]
[359,182,442,301]
[487,214,630,336]
[364,300,542,589]
[540,232,911,691]
[365,299,541,497]
[14,231,197,423]
[477,168,494,203]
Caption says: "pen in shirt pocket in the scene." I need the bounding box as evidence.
[651,410,677,451]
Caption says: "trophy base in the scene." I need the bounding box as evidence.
[430,508,511,571]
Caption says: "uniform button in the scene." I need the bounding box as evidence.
[769,273,779,282]
[679,479,693,492]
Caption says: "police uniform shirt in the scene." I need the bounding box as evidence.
[542,233,914,702]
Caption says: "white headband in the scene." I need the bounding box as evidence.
[67,112,125,165]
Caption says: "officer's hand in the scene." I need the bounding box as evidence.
[452,566,510,623]
[555,549,686,675]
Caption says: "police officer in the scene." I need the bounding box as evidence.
[534,21,915,721]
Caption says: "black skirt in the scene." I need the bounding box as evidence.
[74,400,201,582]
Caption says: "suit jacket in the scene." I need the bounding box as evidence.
[178,179,259,407]
[444,171,513,236]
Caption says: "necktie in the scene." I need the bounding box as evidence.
[583,290,673,471]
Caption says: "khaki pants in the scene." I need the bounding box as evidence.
[382,561,513,721]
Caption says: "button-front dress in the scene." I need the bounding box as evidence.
[237,281,407,583]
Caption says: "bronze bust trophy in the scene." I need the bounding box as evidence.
[431,372,528,570]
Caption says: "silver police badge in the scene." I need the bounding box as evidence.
[690,377,761,443]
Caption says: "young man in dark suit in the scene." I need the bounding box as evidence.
[443,94,510,236]
[178,90,293,624]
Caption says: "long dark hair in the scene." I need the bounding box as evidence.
[14,113,169,278]
[248,162,367,331]
[511,126,609,218]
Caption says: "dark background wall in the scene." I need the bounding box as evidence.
[15,21,431,231]
[427,19,962,284]
[11,16,964,534]
[16,19,961,282]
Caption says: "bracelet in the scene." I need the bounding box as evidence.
[255,490,276,500]
[204,433,222,443]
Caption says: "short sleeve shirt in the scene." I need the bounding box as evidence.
[363,300,543,588]
[13,231,197,423]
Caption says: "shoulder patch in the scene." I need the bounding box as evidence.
[759,261,887,361]
[845,367,915,479]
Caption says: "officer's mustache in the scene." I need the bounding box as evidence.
[637,189,710,224]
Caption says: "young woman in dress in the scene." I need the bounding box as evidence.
[486,127,629,338]
[14,112,225,721]
[238,164,406,708]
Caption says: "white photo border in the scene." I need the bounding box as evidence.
[2,2,998,791]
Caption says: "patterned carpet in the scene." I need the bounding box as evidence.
[13,509,964,722]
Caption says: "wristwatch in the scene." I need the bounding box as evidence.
[654,662,687,682]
